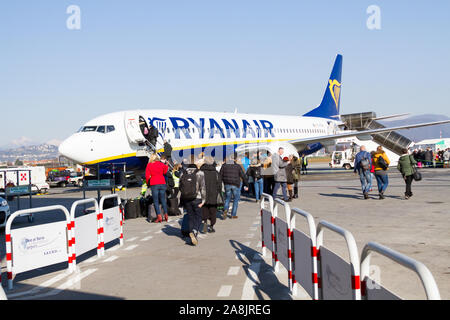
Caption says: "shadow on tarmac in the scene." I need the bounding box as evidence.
[229,239,292,300]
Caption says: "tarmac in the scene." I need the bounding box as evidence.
[1,163,449,300]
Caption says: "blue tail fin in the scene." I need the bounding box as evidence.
[303,54,343,119]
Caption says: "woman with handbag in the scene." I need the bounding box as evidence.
[397,148,418,200]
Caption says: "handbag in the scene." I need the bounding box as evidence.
[412,165,422,181]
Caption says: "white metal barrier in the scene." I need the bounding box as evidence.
[291,208,318,300]
[260,193,275,267]
[69,198,100,271]
[4,205,72,290]
[273,198,295,295]
[99,194,124,256]
[316,220,361,300]
[360,242,441,300]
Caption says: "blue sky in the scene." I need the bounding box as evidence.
[1,1,449,147]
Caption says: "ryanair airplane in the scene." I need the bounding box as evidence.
[58,55,450,171]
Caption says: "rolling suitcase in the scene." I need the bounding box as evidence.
[124,199,138,220]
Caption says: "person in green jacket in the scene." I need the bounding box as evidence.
[397,148,417,199]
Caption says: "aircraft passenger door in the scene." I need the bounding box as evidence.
[124,112,146,144]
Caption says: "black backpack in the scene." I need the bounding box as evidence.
[180,169,198,201]
[377,155,388,170]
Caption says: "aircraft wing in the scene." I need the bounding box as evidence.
[288,120,450,148]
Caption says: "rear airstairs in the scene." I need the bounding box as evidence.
[339,112,413,155]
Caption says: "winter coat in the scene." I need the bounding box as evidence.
[397,154,417,177]
[247,164,262,181]
[200,163,222,205]
[272,154,288,182]
[163,142,173,158]
[219,161,249,188]
[180,167,206,203]
[373,151,390,174]
[145,161,169,186]
[285,163,294,184]
[353,151,372,173]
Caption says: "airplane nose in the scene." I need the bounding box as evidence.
[59,135,83,163]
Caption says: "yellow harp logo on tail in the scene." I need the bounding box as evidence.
[328,79,341,111]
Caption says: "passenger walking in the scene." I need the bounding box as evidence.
[443,148,450,168]
[353,145,372,199]
[373,146,390,199]
[424,148,433,167]
[262,153,274,195]
[172,163,182,198]
[247,159,264,202]
[272,147,289,202]
[163,139,173,166]
[199,157,223,233]
[286,155,295,201]
[145,154,169,222]
[179,160,205,245]
[397,148,417,200]
[292,156,301,198]
[148,124,159,149]
[220,154,249,219]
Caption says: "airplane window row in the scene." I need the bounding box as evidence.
[153,127,325,135]
[78,125,115,133]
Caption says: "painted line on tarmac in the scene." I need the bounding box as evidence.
[241,253,261,300]
[126,237,138,242]
[18,268,98,300]
[104,255,119,263]
[217,285,233,297]
[142,230,153,234]
[245,234,255,238]
[124,244,139,251]
[249,227,257,231]
[7,271,70,299]
[227,267,240,276]
[141,236,153,242]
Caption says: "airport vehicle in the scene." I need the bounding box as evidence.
[68,171,84,187]
[47,169,71,188]
[0,166,50,194]
[0,193,11,228]
[58,55,450,172]
[330,149,356,170]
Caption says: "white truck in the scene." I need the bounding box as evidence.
[0,166,50,194]
[329,148,357,170]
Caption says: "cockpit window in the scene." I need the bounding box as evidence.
[107,125,115,133]
[97,126,106,133]
[82,126,97,132]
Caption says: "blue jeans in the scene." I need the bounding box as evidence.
[273,182,288,201]
[253,178,264,200]
[150,184,167,216]
[359,170,372,194]
[224,184,241,217]
[375,173,389,193]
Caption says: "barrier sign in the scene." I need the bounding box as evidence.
[74,213,98,256]
[293,229,315,298]
[86,179,114,188]
[320,247,354,300]
[261,208,273,252]
[275,218,289,271]
[102,206,121,244]
[363,278,401,300]
[11,221,68,274]
[6,186,30,195]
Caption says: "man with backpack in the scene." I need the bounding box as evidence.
[354,145,373,199]
[179,160,206,246]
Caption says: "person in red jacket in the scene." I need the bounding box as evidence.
[145,154,169,223]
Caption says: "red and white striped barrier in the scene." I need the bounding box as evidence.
[260,193,276,268]
[291,208,318,300]
[99,194,124,256]
[4,205,72,290]
[273,198,295,295]
[316,220,361,300]
[360,242,441,300]
[69,198,100,271]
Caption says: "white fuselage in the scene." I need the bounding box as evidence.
[58,109,338,169]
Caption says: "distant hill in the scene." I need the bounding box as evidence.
[380,114,450,142]
[0,144,59,162]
